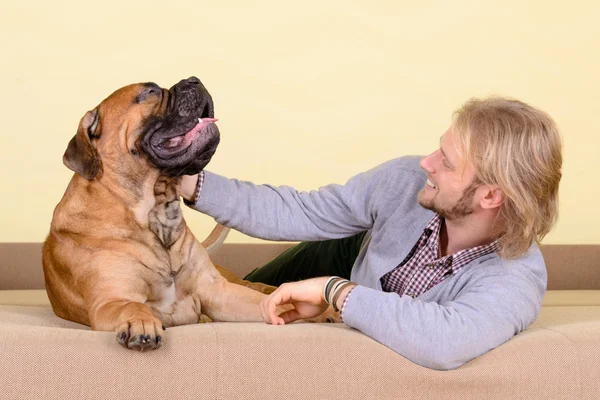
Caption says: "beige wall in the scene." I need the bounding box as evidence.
[0,1,598,244]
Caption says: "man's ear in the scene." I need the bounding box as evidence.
[63,109,102,180]
[480,185,504,210]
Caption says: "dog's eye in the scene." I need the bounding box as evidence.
[137,84,161,103]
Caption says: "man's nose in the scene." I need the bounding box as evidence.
[420,151,437,172]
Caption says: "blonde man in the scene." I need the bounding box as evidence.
[182,97,562,370]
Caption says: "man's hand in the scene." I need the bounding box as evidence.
[181,174,199,203]
[260,277,356,325]
[260,277,331,325]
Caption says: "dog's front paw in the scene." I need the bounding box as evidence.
[116,317,166,351]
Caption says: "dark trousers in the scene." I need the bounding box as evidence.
[243,231,368,286]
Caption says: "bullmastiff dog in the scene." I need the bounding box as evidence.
[43,76,337,351]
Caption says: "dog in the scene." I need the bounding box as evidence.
[43,77,337,351]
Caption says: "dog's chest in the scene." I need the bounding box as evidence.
[148,176,184,248]
[152,280,177,308]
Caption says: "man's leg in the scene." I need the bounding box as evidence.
[244,231,367,287]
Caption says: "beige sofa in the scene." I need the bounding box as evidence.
[1,242,599,400]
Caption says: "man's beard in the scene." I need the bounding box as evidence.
[418,182,479,220]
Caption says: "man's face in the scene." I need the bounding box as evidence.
[417,126,480,220]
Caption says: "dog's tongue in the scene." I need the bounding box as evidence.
[164,118,218,149]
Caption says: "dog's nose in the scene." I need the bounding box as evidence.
[185,76,201,85]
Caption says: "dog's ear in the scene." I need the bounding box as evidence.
[63,109,102,180]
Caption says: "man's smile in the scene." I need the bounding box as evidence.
[426,178,437,190]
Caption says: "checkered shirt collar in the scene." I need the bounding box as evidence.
[424,214,500,271]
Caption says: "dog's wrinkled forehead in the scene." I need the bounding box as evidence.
[104,82,161,104]
[96,83,165,129]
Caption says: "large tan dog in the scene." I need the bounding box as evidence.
[43,77,335,351]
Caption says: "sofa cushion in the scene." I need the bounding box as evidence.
[0,302,599,400]
[0,290,51,307]
[542,290,600,306]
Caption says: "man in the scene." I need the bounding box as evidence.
[181,97,562,370]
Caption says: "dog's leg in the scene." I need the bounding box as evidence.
[211,266,341,323]
[173,264,266,322]
[198,276,276,322]
[87,272,166,352]
[214,264,277,295]
[91,299,165,351]
[196,277,340,323]
[183,267,338,323]
[176,231,341,323]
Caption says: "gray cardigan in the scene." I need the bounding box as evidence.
[190,156,546,370]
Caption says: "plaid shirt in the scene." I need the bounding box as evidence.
[379,214,500,298]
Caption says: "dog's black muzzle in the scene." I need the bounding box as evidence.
[140,76,220,176]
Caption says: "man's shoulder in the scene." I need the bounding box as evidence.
[369,156,425,186]
[376,155,424,173]
[485,244,545,271]
[357,156,429,219]
[465,244,547,289]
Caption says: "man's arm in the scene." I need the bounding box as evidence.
[181,159,401,241]
[261,268,541,371]
[342,272,541,370]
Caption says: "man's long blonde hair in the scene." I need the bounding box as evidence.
[453,97,563,259]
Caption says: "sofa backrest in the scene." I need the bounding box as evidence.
[1,243,599,291]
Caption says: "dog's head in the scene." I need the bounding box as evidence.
[63,76,219,180]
